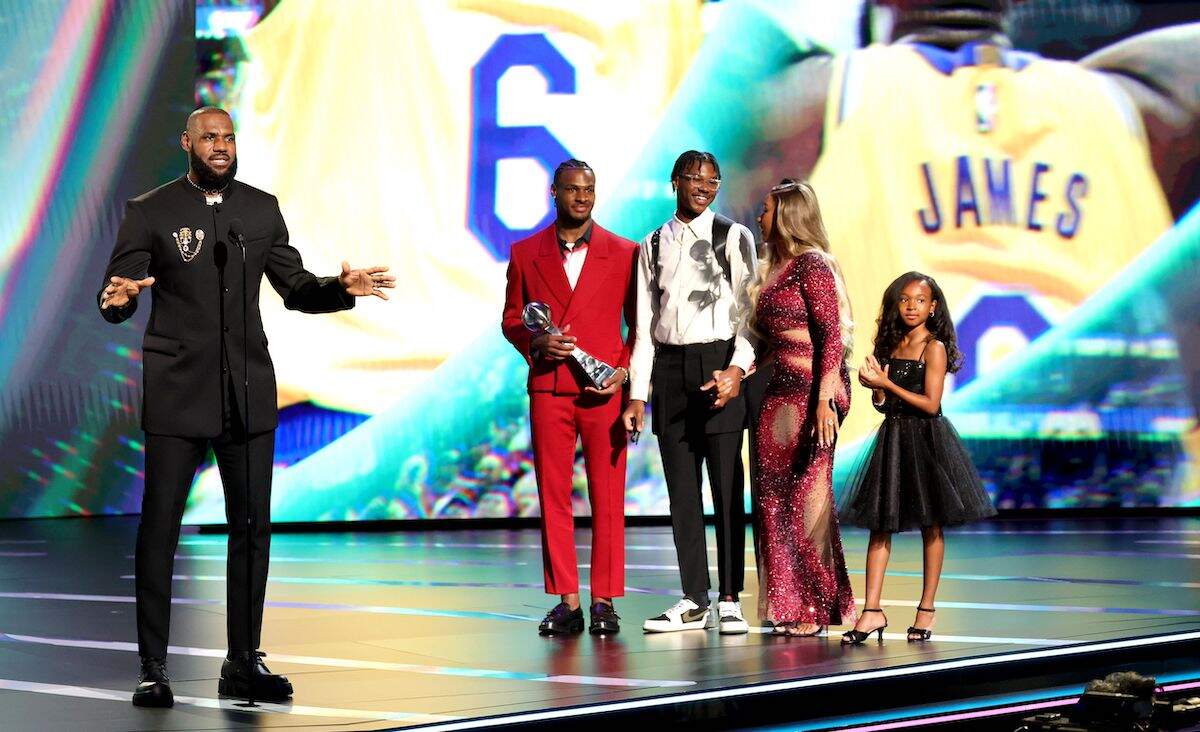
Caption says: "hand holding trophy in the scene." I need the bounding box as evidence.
[523,302,618,390]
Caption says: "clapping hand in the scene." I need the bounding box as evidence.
[858,354,890,389]
[339,261,396,300]
[100,275,155,310]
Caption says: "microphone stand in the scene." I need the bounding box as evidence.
[232,226,257,709]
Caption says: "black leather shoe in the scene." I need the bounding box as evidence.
[218,651,293,702]
[538,602,584,635]
[589,602,620,635]
[132,656,173,708]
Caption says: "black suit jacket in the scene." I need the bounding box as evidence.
[99,177,354,437]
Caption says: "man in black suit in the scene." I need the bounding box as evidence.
[99,106,395,707]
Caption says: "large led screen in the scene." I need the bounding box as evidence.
[1,1,1196,521]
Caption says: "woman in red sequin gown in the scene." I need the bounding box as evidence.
[749,180,857,636]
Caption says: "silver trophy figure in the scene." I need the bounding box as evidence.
[522,302,618,390]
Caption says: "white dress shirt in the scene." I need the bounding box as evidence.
[629,207,757,401]
[562,241,587,289]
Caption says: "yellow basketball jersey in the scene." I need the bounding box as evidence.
[810,42,1173,442]
[234,0,702,414]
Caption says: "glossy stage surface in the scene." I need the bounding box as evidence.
[0,517,1198,731]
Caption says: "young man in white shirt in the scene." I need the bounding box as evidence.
[622,151,757,634]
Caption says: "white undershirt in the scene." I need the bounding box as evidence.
[561,240,588,289]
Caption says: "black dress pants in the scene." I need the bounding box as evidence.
[135,409,275,658]
[651,341,746,606]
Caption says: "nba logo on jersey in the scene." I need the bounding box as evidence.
[809,40,1174,443]
[975,81,998,133]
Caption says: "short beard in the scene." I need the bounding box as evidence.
[554,201,591,229]
[188,148,237,190]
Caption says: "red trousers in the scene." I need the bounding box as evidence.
[529,391,627,598]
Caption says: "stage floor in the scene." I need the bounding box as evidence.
[1,516,1198,731]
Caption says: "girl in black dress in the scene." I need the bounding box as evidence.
[839,272,995,644]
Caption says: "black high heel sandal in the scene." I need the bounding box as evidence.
[906,606,935,642]
[841,608,887,645]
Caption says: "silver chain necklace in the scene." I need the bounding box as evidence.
[186,171,228,205]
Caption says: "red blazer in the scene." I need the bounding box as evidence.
[502,222,638,395]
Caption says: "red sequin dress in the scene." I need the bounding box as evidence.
[753,252,857,626]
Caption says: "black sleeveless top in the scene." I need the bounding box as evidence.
[880,358,940,417]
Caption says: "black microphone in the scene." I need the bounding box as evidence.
[228,219,246,253]
[213,203,221,214]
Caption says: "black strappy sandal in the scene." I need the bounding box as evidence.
[907,607,935,642]
[841,608,887,645]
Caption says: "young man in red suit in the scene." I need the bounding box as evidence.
[502,160,638,635]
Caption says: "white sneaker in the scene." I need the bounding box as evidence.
[643,598,709,633]
[717,600,749,634]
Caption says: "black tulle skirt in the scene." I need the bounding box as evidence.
[839,414,997,533]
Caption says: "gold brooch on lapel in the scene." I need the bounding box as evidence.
[173,227,204,262]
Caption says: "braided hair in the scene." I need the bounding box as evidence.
[553,158,593,186]
[670,150,721,182]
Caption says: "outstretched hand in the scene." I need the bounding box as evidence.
[100,275,155,310]
[339,261,396,300]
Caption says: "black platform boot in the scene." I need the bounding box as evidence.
[218,651,293,702]
[132,656,173,708]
